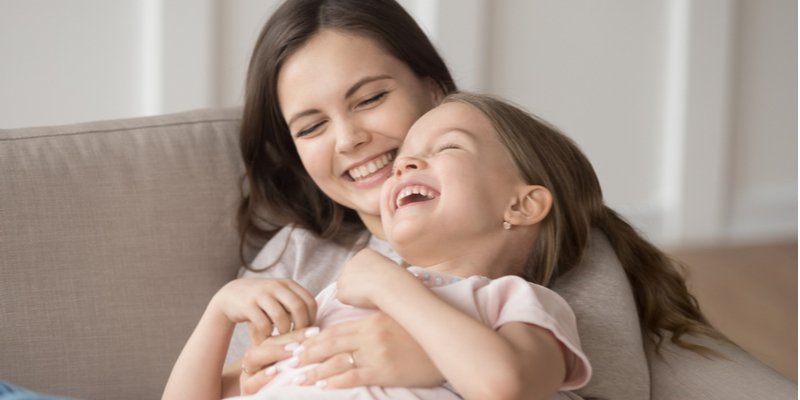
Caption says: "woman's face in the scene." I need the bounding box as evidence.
[277,29,441,225]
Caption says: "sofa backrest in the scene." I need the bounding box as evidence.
[0,108,244,399]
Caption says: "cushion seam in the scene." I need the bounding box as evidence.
[0,117,242,142]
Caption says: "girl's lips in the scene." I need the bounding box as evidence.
[391,180,440,211]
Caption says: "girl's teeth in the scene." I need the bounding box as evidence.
[359,165,368,176]
[368,162,377,173]
[395,185,438,209]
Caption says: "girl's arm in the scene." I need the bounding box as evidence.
[336,249,566,400]
[162,278,317,400]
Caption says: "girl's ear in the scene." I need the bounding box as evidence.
[505,185,552,227]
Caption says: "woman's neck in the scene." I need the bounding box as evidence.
[358,211,387,241]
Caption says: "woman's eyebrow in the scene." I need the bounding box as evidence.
[288,109,321,126]
[345,75,393,99]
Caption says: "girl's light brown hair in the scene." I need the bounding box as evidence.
[443,92,730,355]
[237,0,457,267]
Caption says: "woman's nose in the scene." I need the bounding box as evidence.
[394,157,426,177]
[334,120,370,154]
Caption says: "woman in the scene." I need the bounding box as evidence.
[222,0,724,398]
[223,0,457,396]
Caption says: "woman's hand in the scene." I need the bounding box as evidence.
[231,326,321,396]
[211,278,317,339]
[294,313,445,389]
[336,249,407,309]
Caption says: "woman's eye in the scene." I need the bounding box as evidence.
[297,121,325,138]
[358,91,388,107]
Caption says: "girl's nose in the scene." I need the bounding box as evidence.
[334,120,370,154]
[394,156,426,177]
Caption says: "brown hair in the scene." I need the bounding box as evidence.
[238,0,457,267]
[443,92,729,355]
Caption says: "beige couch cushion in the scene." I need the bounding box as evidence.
[0,109,244,399]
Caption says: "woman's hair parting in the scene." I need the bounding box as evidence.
[442,92,731,356]
[237,0,457,264]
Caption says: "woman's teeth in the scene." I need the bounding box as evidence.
[396,185,438,209]
[348,152,393,181]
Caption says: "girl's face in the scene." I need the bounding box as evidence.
[380,102,525,267]
[277,29,440,229]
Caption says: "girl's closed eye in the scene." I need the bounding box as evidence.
[436,143,461,153]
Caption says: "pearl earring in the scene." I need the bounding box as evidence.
[503,221,512,230]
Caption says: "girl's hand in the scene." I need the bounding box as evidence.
[294,313,445,389]
[211,278,317,339]
[336,249,406,309]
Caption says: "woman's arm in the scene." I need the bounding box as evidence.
[336,249,566,400]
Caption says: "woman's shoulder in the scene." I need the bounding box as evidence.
[237,225,402,295]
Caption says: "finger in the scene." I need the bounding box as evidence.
[240,366,278,396]
[262,326,320,347]
[248,322,270,348]
[257,296,292,335]
[302,352,362,387]
[242,344,292,374]
[245,304,274,339]
[273,287,313,330]
[322,367,372,390]
[284,279,319,324]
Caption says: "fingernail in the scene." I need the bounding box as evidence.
[305,327,320,337]
[265,366,277,376]
[292,345,306,356]
[292,374,306,384]
[315,380,327,388]
[284,342,300,352]
[286,356,299,368]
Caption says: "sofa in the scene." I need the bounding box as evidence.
[0,108,795,400]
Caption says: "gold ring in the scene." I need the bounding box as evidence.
[347,353,356,368]
[242,365,252,374]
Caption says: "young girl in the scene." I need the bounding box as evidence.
[163,93,604,399]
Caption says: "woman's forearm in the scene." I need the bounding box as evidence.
[162,301,235,400]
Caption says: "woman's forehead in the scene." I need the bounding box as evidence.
[277,29,414,111]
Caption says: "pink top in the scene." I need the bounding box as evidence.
[242,267,592,399]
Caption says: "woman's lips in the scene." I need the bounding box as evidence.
[347,152,394,181]
[342,150,396,189]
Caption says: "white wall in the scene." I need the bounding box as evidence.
[1,0,796,248]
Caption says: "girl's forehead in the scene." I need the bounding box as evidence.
[406,102,495,145]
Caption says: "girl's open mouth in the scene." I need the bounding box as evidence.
[393,183,440,210]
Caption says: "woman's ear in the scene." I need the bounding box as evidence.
[426,77,445,105]
[504,185,552,227]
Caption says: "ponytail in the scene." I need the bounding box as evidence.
[595,207,731,355]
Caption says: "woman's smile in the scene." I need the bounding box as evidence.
[343,150,397,188]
